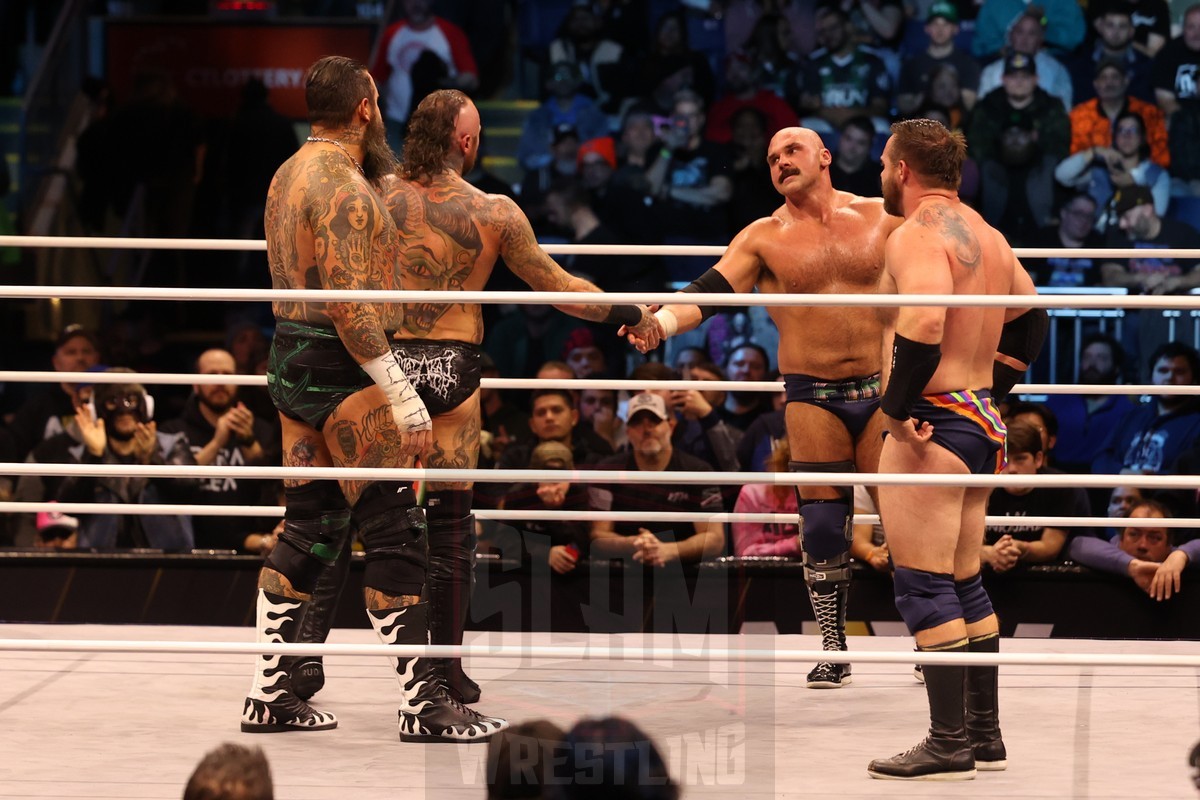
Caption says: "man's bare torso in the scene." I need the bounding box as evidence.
[881,199,1017,393]
[265,149,397,325]
[379,173,505,344]
[753,192,898,377]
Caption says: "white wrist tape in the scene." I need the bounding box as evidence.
[654,307,679,339]
[361,351,432,432]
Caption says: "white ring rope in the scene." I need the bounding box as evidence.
[4,285,1199,309]
[2,234,1198,262]
[0,638,1195,668]
[0,501,1182,530]
[2,462,1195,490]
[6,370,1195,396]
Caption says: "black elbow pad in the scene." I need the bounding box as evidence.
[680,268,736,321]
[998,308,1049,365]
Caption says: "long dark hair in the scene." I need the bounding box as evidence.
[401,89,470,184]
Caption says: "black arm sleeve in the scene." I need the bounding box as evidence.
[997,308,1049,364]
[679,267,736,321]
[880,333,942,421]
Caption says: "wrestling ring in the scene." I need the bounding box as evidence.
[0,234,1197,798]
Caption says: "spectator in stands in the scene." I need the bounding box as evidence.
[636,9,717,111]
[743,11,804,97]
[1066,499,1197,598]
[492,441,590,574]
[1022,192,1105,285]
[484,304,590,379]
[673,344,709,374]
[158,349,280,551]
[829,115,882,197]
[10,325,101,462]
[1153,4,1200,194]
[507,388,614,469]
[611,109,663,197]
[521,124,581,235]
[631,361,743,474]
[550,716,679,799]
[1101,185,1200,291]
[590,393,725,566]
[52,368,198,549]
[973,0,1085,60]
[728,107,781,231]
[644,89,734,246]
[1058,107,1172,225]
[579,388,624,452]
[486,720,567,800]
[519,60,610,173]
[548,4,626,114]
[560,327,608,380]
[797,6,891,134]
[1066,58,1171,171]
[983,421,1090,571]
[732,437,799,557]
[704,51,797,144]
[1094,341,1200,474]
[896,2,982,116]
[1107,0,1172,57]
[183,742,273,800]
[1109,485,1146,518]
[372,0,478,153]
[968,53,1071,230]
[1070,7,1155,104]
[851,484,890,572]
[1044,333,1137,473]
[478,352,529,468]
[720,343,774,432]
[1006,400,1059,459]
[977,11,1075,110]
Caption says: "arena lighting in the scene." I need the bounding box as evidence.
[213,0,273,11]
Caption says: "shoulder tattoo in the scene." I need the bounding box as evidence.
[914,204,981,269]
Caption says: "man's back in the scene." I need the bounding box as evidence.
[265,149,397,325]
[888,198,1019,392]
[379,172,503,343]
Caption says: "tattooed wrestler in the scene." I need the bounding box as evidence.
[244,55,505,742]
[291,89,663,706]
[628,127,901,690]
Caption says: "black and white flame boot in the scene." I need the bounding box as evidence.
[368,602,507,743]
[241,589,338,733]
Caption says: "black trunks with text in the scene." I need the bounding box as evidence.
[390,339,483,417]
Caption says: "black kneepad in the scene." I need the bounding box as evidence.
[355,481,427,597]
[266,481,351,594]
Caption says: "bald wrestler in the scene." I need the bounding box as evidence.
[868,119,1045,780]
[630,126,901,689]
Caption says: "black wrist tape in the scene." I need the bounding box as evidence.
[881,333,942,420]
[603,305,643,327]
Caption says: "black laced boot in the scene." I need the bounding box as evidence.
[966,633,1006,770]
[288,546,351,700]
[868,641,975,780]
[805,579,851,688]
[241,589,338,733]
[368,602,506,743]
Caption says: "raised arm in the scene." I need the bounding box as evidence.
[642,219,768,351]
[487,194,660,344]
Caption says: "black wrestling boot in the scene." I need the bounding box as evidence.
[868,641,975,781]
[966,633,1007,771]
[805,580,852,688]
[241,589,338,733]
[368,602,506,743]
[289,545,352,700]
[428,513,482,704]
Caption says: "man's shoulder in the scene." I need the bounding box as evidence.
[595,452,633,470]
[670,450,715,472]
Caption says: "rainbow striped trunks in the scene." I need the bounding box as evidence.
[912,389,1008,474]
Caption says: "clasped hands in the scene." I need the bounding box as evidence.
[631,527,679,568]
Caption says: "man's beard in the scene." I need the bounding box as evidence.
[200,393,234,415]
[882,177,901,216]
[1080,366,1116,385]
[106,415,136,442]
[362,113,399,183]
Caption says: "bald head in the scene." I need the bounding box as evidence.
[767,127,831,195]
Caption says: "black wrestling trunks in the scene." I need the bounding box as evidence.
[390,339,483,417]
[783,372,882,438]
[267,320,373,431]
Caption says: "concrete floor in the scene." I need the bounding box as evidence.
[0,625,1197,799]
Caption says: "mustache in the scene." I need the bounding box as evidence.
[777,166,798,180]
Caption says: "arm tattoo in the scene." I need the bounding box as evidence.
[915,204,981,269]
